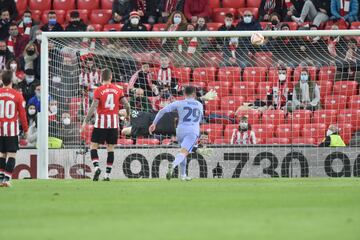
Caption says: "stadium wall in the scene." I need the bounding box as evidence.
[13,147,360,179]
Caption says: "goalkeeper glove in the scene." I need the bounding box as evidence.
[196,147,213,157]
[202,89,218,101]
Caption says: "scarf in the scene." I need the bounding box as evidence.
[80,70,100,90]
[272,82,289,109]
[18,21,32,35]
[264,0,276,14]
[164,0,177,12]
[0,56,6,71]
[232,130,256,144]
[7,36,14,53]
[340,0,351,16]
[136,0,147,12]
[157,67,172,87]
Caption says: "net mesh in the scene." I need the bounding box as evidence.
[42,31,360,179]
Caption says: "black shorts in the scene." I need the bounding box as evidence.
[0,136,19,153]
[91,128,118,145]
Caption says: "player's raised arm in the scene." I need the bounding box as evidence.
[149,101,178,134]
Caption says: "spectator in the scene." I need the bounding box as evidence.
[263,13,282,30]
[216,13,238,66]
[129,88,153,112]
[41,11,64,32]
[20,42,39,74]
[162,11,188,51]
[52,112,80,146]
[290,68,321,111]
[33,30,42,53]
[236,10,262,31]
[18,10,39,39]
[177,24,200,59]
[331,0,359,23]
[48,99,58,120]
[0,40,14,72]
[266,66,292,110]
[26,104,38,147]
[27,84,41,112]
[111,0,132,24]
[0,9,11,40]
[6,58,23,85]
[65,11,87,31]
[291,0,330,27]
[319,124,346,147]
[132,0,158,24]
[18,69,39,102]
[121,11,148,31]
[128,63,158,96]
[157,0,179,23]
[79,56,100,92]
[7,23,30,59]
[195,17,207,31]
[156,55,172,90]
[230,116,257,144]
[0,0,17,20]
[282,0,305,22]
[259,0,284,21]
[183,0,210,21]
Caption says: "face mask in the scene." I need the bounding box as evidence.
[173,16,181,24]
[36,35,42,41]
[63,117,71,126]
[50,105,57,113]
[28,109,36,115]
[10,63,17,70]
[9,30,18,36]
[300,74,308,82]
[27,49,35,56]
[130,18,139,25]
[271,20,279,25]
[326,130,333,136]
[23,17,32,25]
[71,19,80,24]
[0,50,6,55]
[49,19,57,25]
[198,21,205,27]
[225,21,232,27]
[161,62,168,69]
[243,16,252,24]
[26,76,35,84]
[279,73,286,82]
[240,122,248,129]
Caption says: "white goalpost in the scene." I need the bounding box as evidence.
[38,30,360,179]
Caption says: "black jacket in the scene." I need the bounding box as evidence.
[0,0,18,20]
[41,23,64,32]
[312,0,331,15]
[65,20,87,31]
[121,23,148,31]
[236,20,262,31]
[0,19,10,40]
[18,79,39,102]
[112,0,133,17]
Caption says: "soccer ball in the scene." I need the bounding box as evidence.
[251,32,265,46]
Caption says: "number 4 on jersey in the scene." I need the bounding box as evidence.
[105,94,115,110]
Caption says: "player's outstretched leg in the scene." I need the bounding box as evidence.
[90,143,101,181]
[104,146,114,181]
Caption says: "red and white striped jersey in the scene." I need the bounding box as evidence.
[0,87,28,136]
[93,83,124,129]
[230,129,257,145]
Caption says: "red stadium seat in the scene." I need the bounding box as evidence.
[293,66,317,82]
[208,110,235,124]
[268,67,292,83]
[318,81,333,102]
[348,95,360,109]
[246,94,267,102]
[292,137,315,145]
[136,138,160,145]
[203,52,223,67]
[224,124,238,141]
[351,22,360,29]
[152,23,167,31]
[193,67,217,83]
[209,0,221,8]
[243,67,267,82]
[220,96,246,113]
[237,8,259,19]
[235,109,261,124]
[302,123,327,138]
[207,22,223,31]
[324,95,347,110]
[42,10,66,25]
[276,124,301,139]
[214,138,231,144]
[204,98,220,114]
[89,24,103,31]
[325,21,349,30]
[318,66,336,82]
[232,81,257,97]
[90,9,112,25]
[29,0,51,11]
[337,109,360,131]
[252,124,274,139]
[173,67,191,84]
[333,81,358,97]
[260,22,270,29]
[53,0,75,11]
[218,67,241,82]
[207,81,232,97]
[262,110,285,126]
[78,0,100,11]
[66,9,89,23]
[222,0,246,8]
[337,123,353,144]
[265,137,290,144]
[201,124,224,143]
[183,81,207,89]
[117,139,133,145]
[246,0,261,8]
[257,82,274,96]
[288,110,312,125]
[313,109,338,126]
[16,0,28,16]
[101,0,114,9]
[103,24,121,31]
[212,8,237,23]
[254,52,273,68]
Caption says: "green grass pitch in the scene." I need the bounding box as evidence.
[1,179,360,240]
